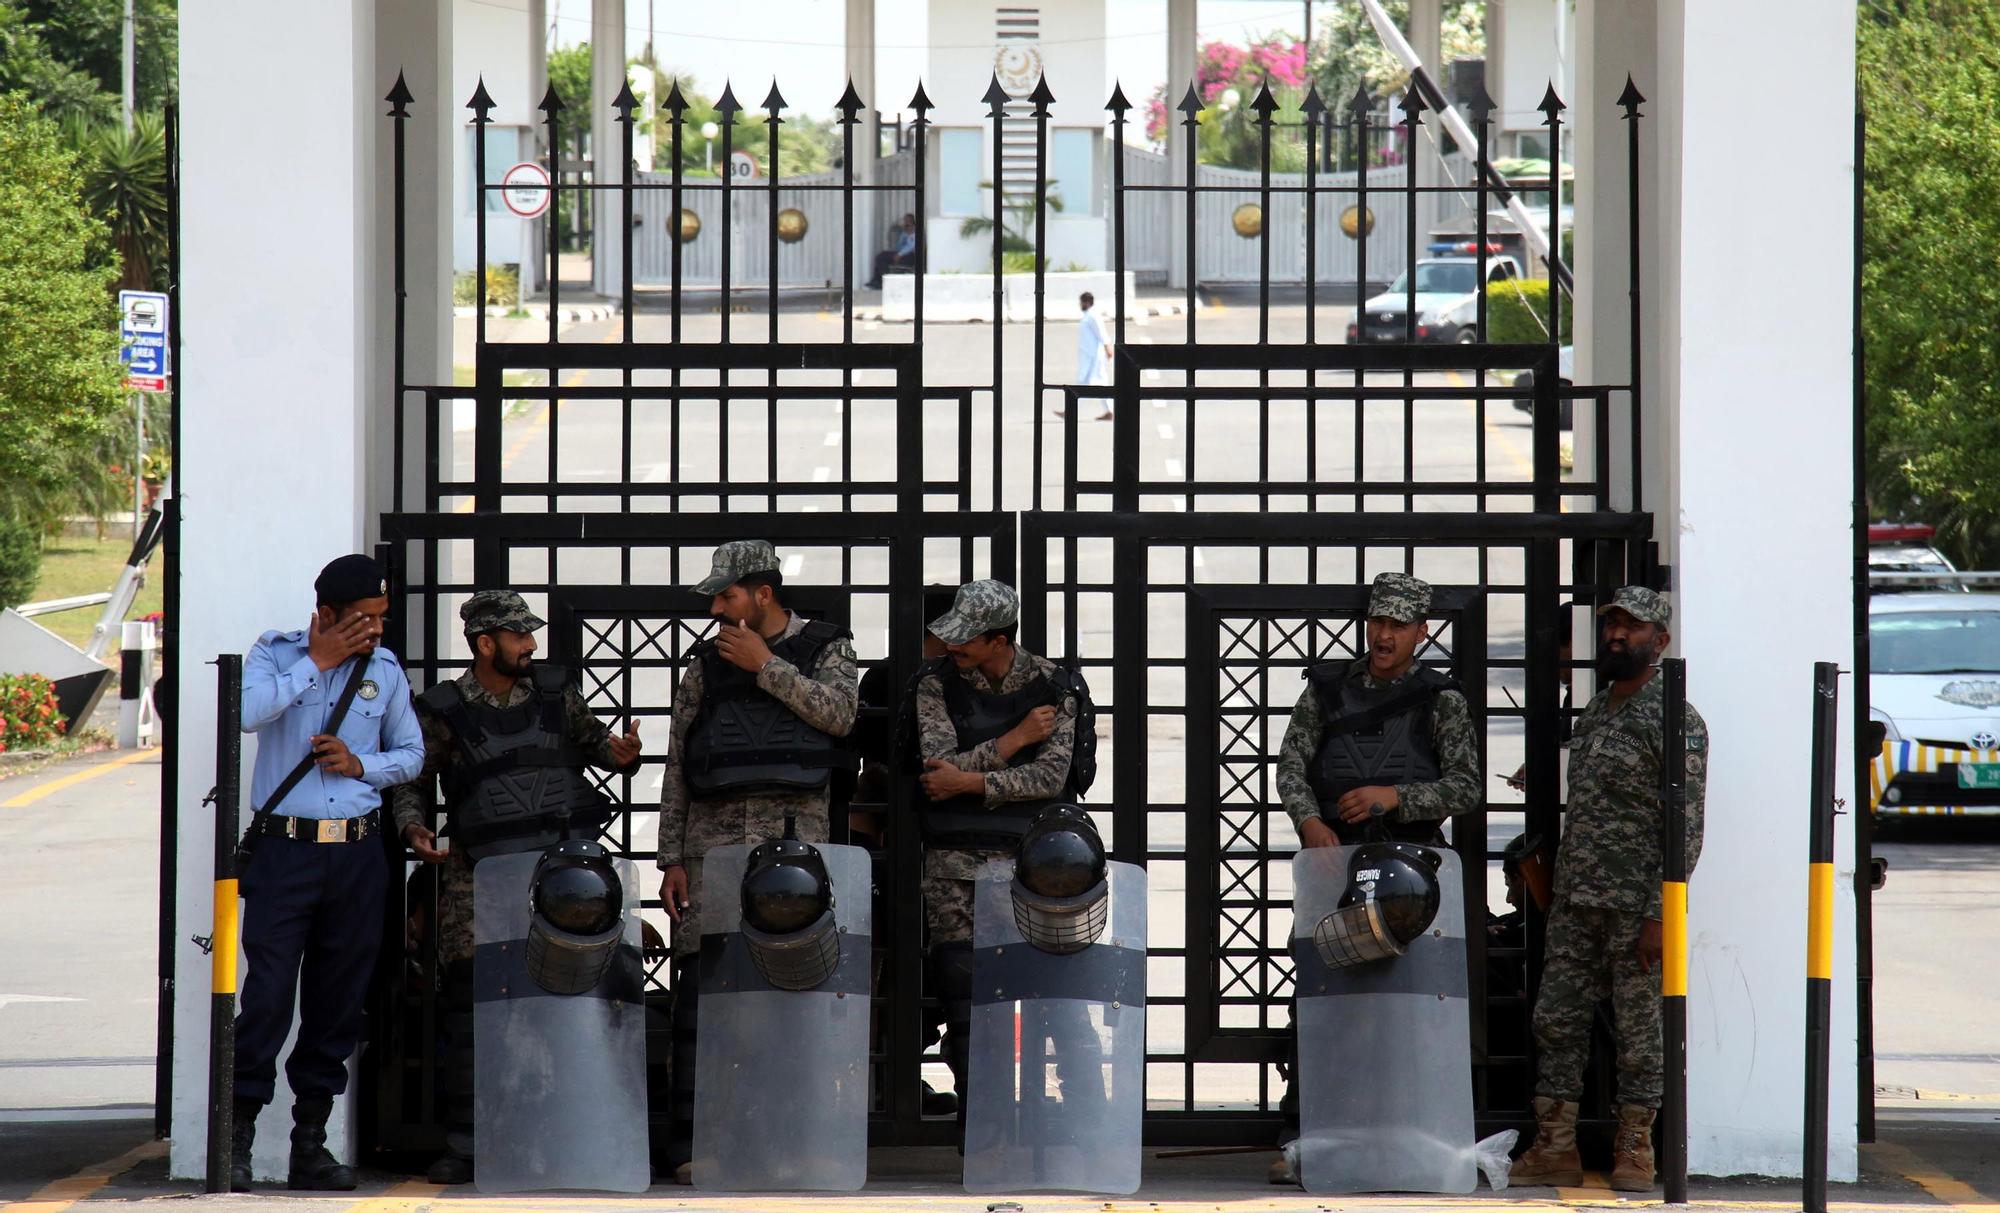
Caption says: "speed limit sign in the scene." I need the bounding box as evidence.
[728,150,759,182]
[500,161,552,218]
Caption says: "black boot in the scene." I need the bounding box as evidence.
[929,943,975,1153]
[229,1098,260,1192]
[287,1095,356,1191]
[666,956,700,1179]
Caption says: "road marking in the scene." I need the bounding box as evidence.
[823,431,841,447]
[1,1137,163,1213]
[1157,423,1174,441]
[1,750,153,809]
[455,325,622,515]
[338,1176,437,1213]
[0,994,83,1012]
[783,554,804,577]
[1870,1138,2000,1208]
[1446,369,1534,479]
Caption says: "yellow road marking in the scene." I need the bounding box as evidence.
[0,1138,162,1213]
[339,1176,437,1213]
[1868,1139,2000,1209]
[1,749,153,808]
[1447,368,1534,478]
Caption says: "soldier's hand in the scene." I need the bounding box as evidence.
[1335,785,1399,825]
[403,822,446,864]
[608,718,643,766]
[920,758,978,801]
[307,609,375,672]
[715,619,774,673]
[1637,917,1664,973]
[310,734,364,778]
[661,865,691,922]
[1009,705,1058,748]
[1299,817,1340,849]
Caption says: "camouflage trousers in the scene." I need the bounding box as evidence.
[922,846,1011,944]
[434,851,476,967]
[670,812,831,958]
[1532,899,1663,1108]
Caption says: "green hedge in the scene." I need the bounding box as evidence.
[0,522,38,611]
[1486,278,1572,346]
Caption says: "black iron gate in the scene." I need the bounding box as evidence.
[367,65,1657,1155]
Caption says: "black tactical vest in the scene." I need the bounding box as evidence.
[919,656,1080,850]
[420,664,614,862]
[683,619,857,800]
[1304,662,1456,845]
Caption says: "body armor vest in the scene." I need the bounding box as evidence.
[683,619,856,800]
[919,657,1079,850]
[421,663,613,863]
[1305,663,1455,845]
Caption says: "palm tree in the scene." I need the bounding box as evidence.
[959,181,1065,263]
[66,114,169,292]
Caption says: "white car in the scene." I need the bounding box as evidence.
[1348,254,1523,344]
[1869,591,2000,816]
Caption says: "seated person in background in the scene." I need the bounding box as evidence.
[866,213,919,289]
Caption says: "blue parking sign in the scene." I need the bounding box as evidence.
[120,289,170,392]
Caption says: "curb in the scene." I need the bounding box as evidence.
[452,301,623,323]
[852,298,1190,325]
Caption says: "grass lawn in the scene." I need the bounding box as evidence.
[25,535,163,656]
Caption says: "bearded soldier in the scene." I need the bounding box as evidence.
[912,579,1094,1138]
[389,589,643,1185]
[1511,586,1708,1193]
[655,540,859,1184]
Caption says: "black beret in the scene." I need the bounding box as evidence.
[315,554,389,604]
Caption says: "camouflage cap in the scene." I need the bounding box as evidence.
[460,589,545,635]
[1366,572,1433,623]
[1598,585,1672,626]
[928,579,1020,645]
[691,539,781,596]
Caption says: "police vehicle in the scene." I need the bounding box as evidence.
[1868,589,2000,816]
[1867,522,1960,592]
[1347,248,1523,345]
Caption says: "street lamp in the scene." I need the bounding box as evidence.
[701,120,719,174]
[1219,87,1241,113]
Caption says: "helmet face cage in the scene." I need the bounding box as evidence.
[523,842,626,995]
[1312,899,1405,971]
[1011,876,1110,955]
[739,838,841,991]
[742,909,842,991]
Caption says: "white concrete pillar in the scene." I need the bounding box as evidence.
[528,0,548,293]
[1164,0,1195,289]
[847,0,877,287]
[1406,0,1441,245]
[174,0,383,1180]
[590,0,626,297]
[1644,0,1860,1180]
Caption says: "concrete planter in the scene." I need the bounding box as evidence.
[881,270,1138,324]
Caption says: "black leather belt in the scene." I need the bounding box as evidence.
[249,811,381,843]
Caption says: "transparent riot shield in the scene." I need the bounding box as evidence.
[690,842,872,1192]
[964,857,1146,1195]
[1291,844,1477,1195]
[472,851,649,1194]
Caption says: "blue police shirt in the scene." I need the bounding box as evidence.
[241,630,425,820]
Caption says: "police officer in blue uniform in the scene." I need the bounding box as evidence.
[228,555,425,1191]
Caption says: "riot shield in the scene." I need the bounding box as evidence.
[1291,844,1477,1195]
[472,850,649,1194]
[690,842,872,1192]
[964,857,1145,1195]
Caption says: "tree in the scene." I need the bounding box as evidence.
[17,0,177,112]
[0,95,126,537]
[1309,1,1484,117]
[1859,0,2000,566]
[0,4,108,124]
[67,112,168,290]
[1145,35,1314,171]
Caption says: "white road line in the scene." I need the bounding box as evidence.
[1192,546,1205,567]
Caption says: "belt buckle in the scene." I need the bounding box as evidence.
[316,819,346,844]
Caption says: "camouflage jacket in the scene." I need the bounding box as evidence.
[387,667,636,836]
[1556,671,1708,918]
[916,647,1080,882]
[654,611,859,869]
[1274,658,1482,835]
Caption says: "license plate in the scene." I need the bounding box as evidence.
[1956,763,2000,790]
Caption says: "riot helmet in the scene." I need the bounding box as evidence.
[524,839,626,994]
[1011,804,1110,955]
[739,816,841,990]
[1311,841,1443,971]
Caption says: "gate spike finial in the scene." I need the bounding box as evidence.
[762,81,787,115]
[1106,81,1132,116]
[1177,83,1203,120]
[1300,85,1327,122]
[1617,74,1646,118]
[467,76,496,124]
[537,81,563,117]
[908,81,933,121]
[1468,82,1497,122]
[1538,82,1566,122]
[716,82,742,118]
[1250,81,1279,120]
[386,71,414,118]
[612,80,639,123]
[1347,85,1374,123]
[982,73,1012,117]
[1028,74,1055,116]
[1397,85,1427,124]
[836,78,865,123]
[663,78,688,121]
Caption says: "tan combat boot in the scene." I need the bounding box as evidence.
[1609,1104,1658,1192]
[1509,1096,1584,1187]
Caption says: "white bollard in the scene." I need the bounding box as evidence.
[118,619,155,749]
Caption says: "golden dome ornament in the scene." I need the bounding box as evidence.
[1340,204,1375,240]
[1231,202,1263,239]
[776,207,808,243]
[676,208,701,243]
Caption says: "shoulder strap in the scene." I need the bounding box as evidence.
[245,651,375,827]
[1320,671,1449,740]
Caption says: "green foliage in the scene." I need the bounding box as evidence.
[959,182,1064,256]
[666,76,841,180]
[1858,0,2000,567]
[453,265,520,307]
[0,671,68,751]
[0,520,38,610]
[65,111,167,290]
[1485,278,1571,346]
[0,94,125,532]
[0,0,177,125]
[1309,1,1484,118]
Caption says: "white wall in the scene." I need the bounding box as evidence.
[1647,0,1860,1181]
[452,0,535,275]
[925,0,1105,129]
[175,0,385,1179]
[1496,0,1576,149]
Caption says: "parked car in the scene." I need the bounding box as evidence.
[1348,253,1523,345]
[1868,590,2000,817]
[1510,344,1574,430]
[1867,522,1961,593]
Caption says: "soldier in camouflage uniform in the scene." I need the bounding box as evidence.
[389,590,644,1185]
[913,579,1086,1138]
[1511,586,1708,1193]
[1268,571,1483,1182]
[654,540,859,1182]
